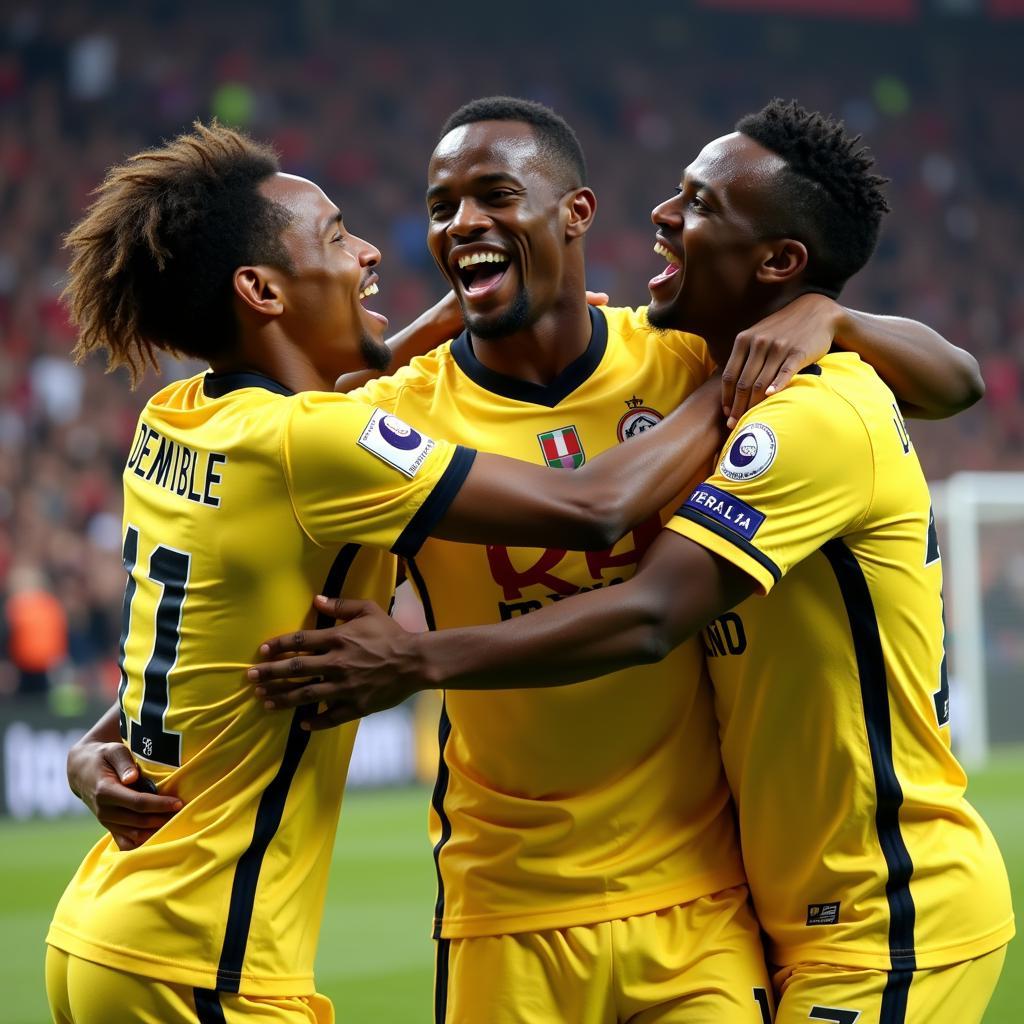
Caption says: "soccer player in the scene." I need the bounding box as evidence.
[44,120,781,1024]
[243,100,996,1023]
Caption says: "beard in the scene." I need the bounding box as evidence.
[359,330,392,372]
[645,298,680,331]
[462,288,533,340]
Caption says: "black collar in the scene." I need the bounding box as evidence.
[202,370,295,398]
[449,305,608,408]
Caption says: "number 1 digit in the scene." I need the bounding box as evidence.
[116,530,188,768]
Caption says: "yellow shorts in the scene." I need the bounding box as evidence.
[772,945,1007,1024]
[436,884,774,1024]
[45,946,334,1024]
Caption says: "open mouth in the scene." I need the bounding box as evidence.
[358,276,388,327]
[648,240,682,290]
[453,250,511,298]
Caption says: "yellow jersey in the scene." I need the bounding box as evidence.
[666,353,1014,970]
[353,306,746,938]
[47,370,474,995]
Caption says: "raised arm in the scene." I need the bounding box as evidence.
[250,529,758,726]
[431,373,726,551]
[720,293,983,424]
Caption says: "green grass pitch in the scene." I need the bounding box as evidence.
[2,752,1022,1023]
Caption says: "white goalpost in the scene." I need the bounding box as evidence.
[930,471,1024,769]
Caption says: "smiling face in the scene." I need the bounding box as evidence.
[426,121,584,340]
[258,173,391,375]
[647,133,792,338]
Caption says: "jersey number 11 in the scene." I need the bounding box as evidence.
[116,525,188,768]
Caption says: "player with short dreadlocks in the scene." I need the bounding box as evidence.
[250,100,1012,1024]
[733,98,890,292]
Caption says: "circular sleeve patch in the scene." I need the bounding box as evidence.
[379,415,423,451]
[720,423,777,481]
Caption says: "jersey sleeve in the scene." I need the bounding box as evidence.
[346,374,401,413]
[346,345,450,414]
[665,380,872,594]
[282,392,475,558]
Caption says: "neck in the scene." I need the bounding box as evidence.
[468,291,593,386]
[701,287,808,366]
[213,326,338,394]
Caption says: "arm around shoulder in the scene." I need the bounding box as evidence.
[833,306,984,418]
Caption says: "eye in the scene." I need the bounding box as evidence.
[429,203,453,221]
[688,194,710,213]
[486,189,516,203]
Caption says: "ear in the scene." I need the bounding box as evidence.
[755,238,808,285]
[564,187,597,241]
[233,265,286,317]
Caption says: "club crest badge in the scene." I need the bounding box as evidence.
[720,422,777,481]
[538,425,585,469]
[616,395,663,442]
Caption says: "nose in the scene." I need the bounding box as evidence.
[448,197,490,239]
[353,234,381,269]
[651,194,682,230]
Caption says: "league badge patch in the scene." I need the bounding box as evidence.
[720,422,777,481]
[538,425,585,469]
[358,408,436,478]
[616,395,663,442]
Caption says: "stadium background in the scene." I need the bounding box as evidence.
[0,0,1021,1020]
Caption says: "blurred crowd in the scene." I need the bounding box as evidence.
[1,1,1022,700]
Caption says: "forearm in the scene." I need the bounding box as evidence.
[833,308,983,418]
[412,536,751,692]
[415,576,675,692]
[434,374,723,550]
[80,703,122,746]
[571,372,724,534]
[68,703,122,800]
[336,293,461,392]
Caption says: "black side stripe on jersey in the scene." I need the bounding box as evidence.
[429,701,454,941]
[214,543,361,992]
[434,937,451,1024]
[822,538,917,971]
[880,969,912,1023]
[673,506,782,584]
[393,446,478,559]
[215,711,310,991]
[194,988,227,1024]
[405,558,455,945]
[450,305,608,407]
